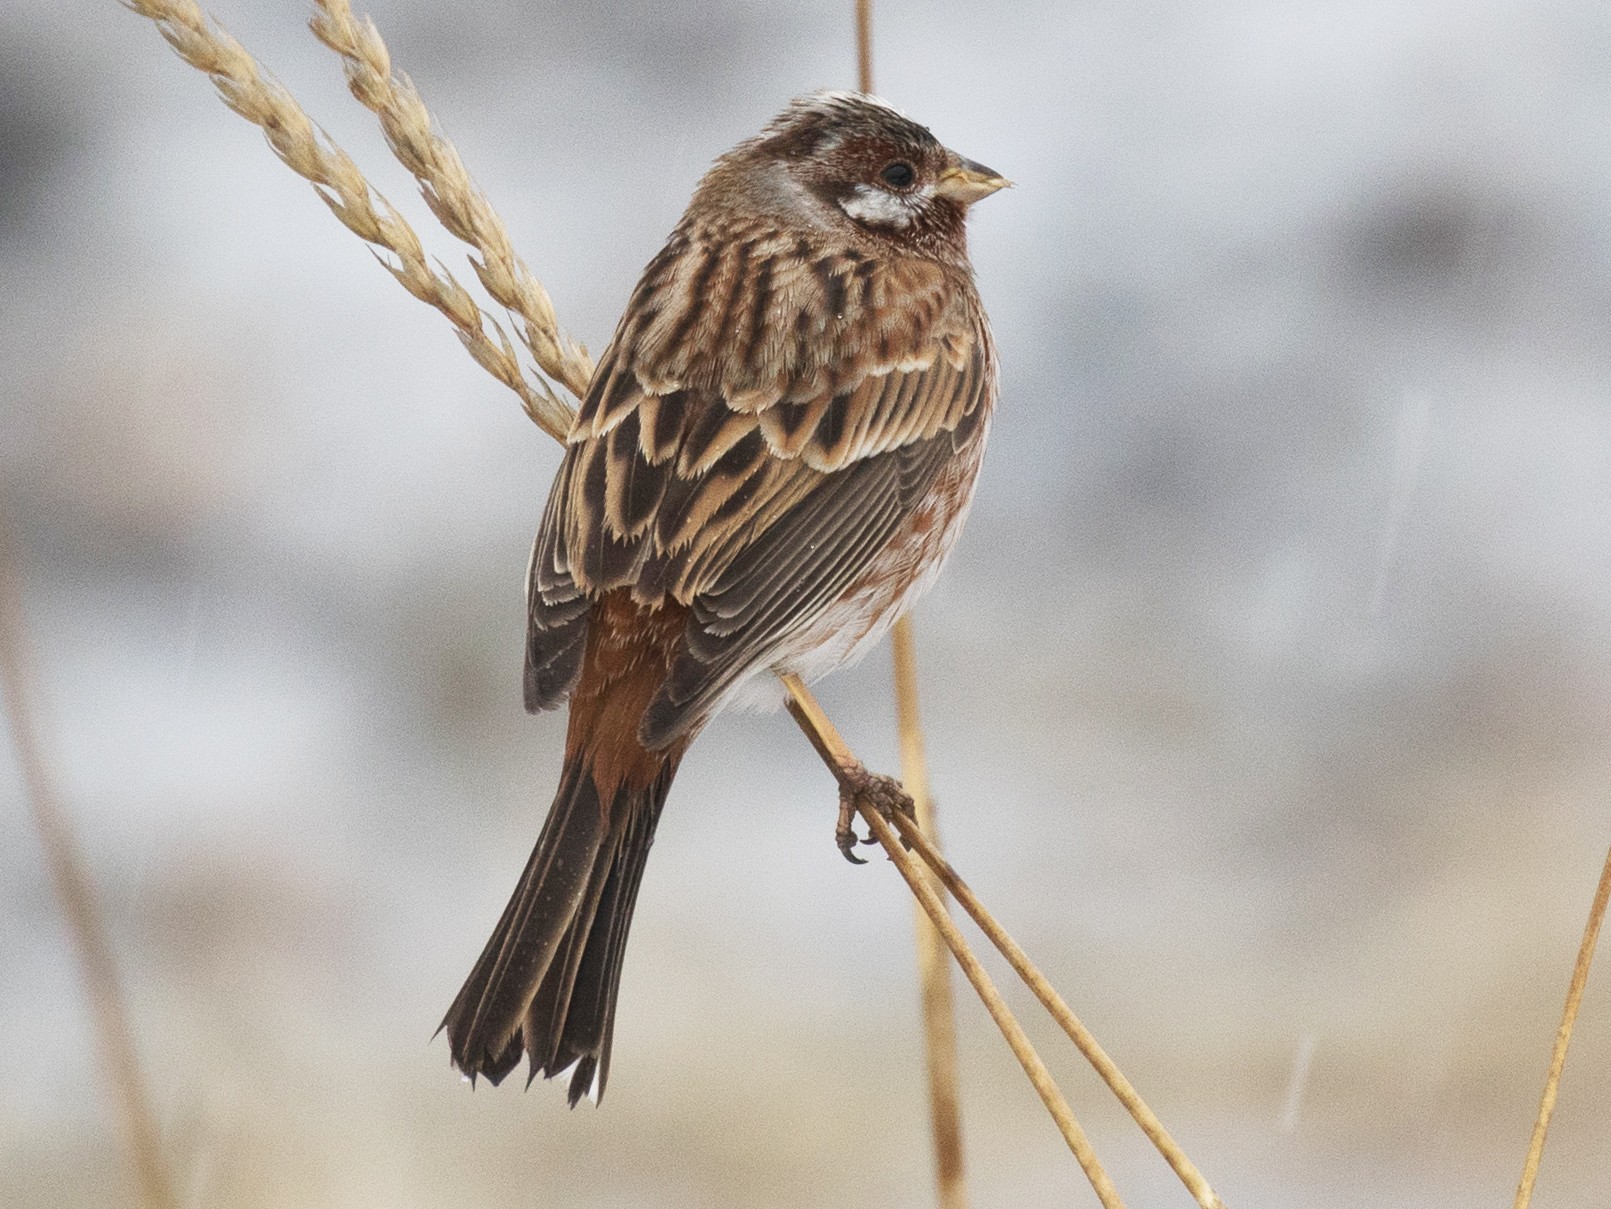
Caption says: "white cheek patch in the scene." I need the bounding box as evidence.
[840,183,916,228]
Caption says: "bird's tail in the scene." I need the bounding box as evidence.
[440,751,679,1104]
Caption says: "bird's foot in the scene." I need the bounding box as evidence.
[834,763,915,865]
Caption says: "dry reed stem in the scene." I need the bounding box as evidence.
[308,0,593,411]
[856,8,969,1203]
[123,0,569,438]
[0,515,177,1209]
[892,618,969,1209]
[851,10,1210,1199]
[781,675,1125,1209]
[882,808,1228,1209]
[855,0,875,102]
[862,807,1126,1209]
[1513,842,1611,1209]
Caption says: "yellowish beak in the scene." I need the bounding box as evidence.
[934,157,1012,204]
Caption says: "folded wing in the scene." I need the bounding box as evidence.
[523,239,992,744]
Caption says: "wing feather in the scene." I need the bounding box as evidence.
[523,232,992,737]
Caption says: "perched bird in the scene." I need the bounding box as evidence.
[441,91,1008,1103]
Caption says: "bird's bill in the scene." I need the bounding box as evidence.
[934,158,1012,203]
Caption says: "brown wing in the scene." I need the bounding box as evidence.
[524,233,992,746]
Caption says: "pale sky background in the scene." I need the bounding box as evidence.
[3,1,1610,1206]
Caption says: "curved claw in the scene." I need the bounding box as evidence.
[832,764,916,861]
[836,790,868,863]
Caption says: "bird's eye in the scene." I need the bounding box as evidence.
[880,161,916,189]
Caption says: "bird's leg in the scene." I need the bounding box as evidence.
[834,761,916,865]
[779,676,917,864]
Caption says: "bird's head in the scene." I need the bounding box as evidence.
[700,91,1009,258]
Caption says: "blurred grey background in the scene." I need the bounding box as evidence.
[4,1,1610,1205]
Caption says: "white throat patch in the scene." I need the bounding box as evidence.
[840,183,920,229]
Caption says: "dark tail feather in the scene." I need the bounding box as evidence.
[441,756,677,1103]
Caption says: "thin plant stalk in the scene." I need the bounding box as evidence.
[862,806,1124,1209]
[1513,842,1611,1209]
[892,618,968,1209]
[781,676,1124,1209]
[123,0,571,437]
[855,0,874,97]
[308,0,593,408]
[855,6,970,1203]
[882,807,1228,1209]
[0,514,176,1209]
